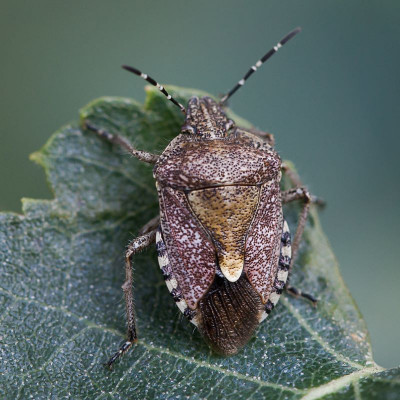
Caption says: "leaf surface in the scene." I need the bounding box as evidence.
[0,86,398,399]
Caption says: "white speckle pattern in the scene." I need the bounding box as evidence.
[277,270,289,282]
[157,254,169,267]
[260,312,267,321]
[176,300,187,313]
[259,219,291,323]
[281,243,291,257]
[165,278,178,292]
[157,187,216,308]
[269,292,281,305]
[245,181,283,303]
[155,230,198,326]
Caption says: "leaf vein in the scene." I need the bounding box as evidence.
[16,326,92,380]
[281,297,365,369]
[301,366,384,400]
[137,341,304,394]
[104,351,148,399]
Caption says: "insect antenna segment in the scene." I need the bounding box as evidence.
[219,27,302,105]
[122,65,186,114]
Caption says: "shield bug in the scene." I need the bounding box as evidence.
[85,27,321,368]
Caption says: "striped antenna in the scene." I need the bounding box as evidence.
[122,65,186,114]
[220,27,302,105]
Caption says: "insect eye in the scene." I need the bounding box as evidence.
[181,124,197,135]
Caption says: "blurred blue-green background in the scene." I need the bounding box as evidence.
[1,1,399,368]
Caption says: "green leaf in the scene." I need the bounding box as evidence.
[0,86,398,399]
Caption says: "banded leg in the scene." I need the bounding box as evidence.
[106,228,157,369]
[282,187,317,305]
[84,122,159,164]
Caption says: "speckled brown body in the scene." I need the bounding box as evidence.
[88,29,316,367]
[153,96,289,355]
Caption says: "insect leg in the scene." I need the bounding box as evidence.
[282,188,311,270]
[138,215,160,235]
[286,286,317,304]
[282,163,325,206]
[281,187,317,305]
[84,122,159,164]
[106,228,157,369]
[281,162,303,187]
